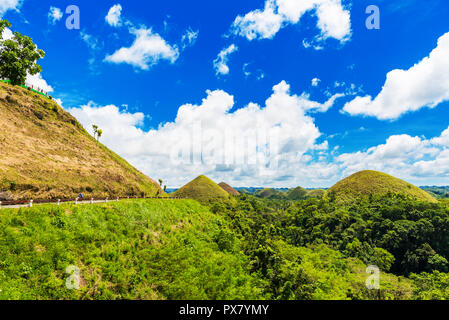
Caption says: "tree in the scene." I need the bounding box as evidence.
[92,124,98,139]
[96,129,103,141]
[0,20,45,86]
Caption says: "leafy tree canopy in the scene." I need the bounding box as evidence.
[0,19,45,86]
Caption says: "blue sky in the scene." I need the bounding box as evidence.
[2,0,449,187]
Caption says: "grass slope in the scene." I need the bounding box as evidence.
[327,170,437,203]
[286,187,308,200]
[256,188,286,199]
[218,182,240,196]
[0,200,261,300]
[173,175,230,203]
[0,82,162,200]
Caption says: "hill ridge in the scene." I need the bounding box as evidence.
[326,170,437,203]
[173,175,230,203]
[218,182,240,196]
[0,82,163,200]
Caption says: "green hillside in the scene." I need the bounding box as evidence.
[286,186,308,200]
[256,188,286,199]
[306,189,326,199]
[0,82,163,200]
[172,175,230,203]
[327,170,437,203]
[0,200,260,299]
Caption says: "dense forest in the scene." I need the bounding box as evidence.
[2,193,449,300]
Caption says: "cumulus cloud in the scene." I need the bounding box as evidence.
[335,128,449,184]
[0,0,22,16]
[105,4,122,27]
[343,31,449,120]
[213,44,238,76]
[48,6,63,25]
[1,26,13,40]
[67,81,344,187]
[312,78,321,86]
[25,73,54,93]
[231,0,351,45]
[105,27,179,70]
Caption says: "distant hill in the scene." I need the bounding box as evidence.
[0,82,163,200]
[306,189,326,199]
[420,186,449,199]
[172,175,230,203]
[218,182,240,196]
[327,170,437,203]
[286,186,308,200]
[256,188,286,199]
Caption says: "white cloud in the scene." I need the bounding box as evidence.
[335,128,449,184]
[231,0,351,45]
[66,79,449,187]
[0,0,22,16]
[181,28,199,49]
[25,73,54,93]
[48,6,63,25]
[105,27,179,70]
[312,78,321,86]
[1,26,13,40]
[213,44,238,76]
[343,31,449,120]
[67,81,344,187]
[80,31,100,50]
[105,4,122,27]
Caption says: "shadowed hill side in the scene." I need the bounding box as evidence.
[0,82,163,200]
[173,175,230,203]
[218,182,240,196]
[326,170,437,203]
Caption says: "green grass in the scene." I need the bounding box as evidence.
[326,170,437,203]
[0,199,262,300]
[173,175,230,203]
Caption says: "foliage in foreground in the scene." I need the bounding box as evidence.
[0,200,261,300]
[2,193,449,300]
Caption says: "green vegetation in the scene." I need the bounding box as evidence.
[0,81,163,200]
[2,184,449,300]
[326,170,437,203]
[218,182,240,196]
[0,200,262,299]
[306,189,326,199]
[256,188,286,200]
[172,175,230,203]
[0,20,45,86]
[286,187,308,200]
[421,186,449,199]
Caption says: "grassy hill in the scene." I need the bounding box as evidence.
[172,175,230,203]
[286,186,308,200]
[218,182,240,196]
[256,188,286,199]
[306,189,326,199]
[0,199,260,299]
[0,82,163,200]
[327,170,438,203]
